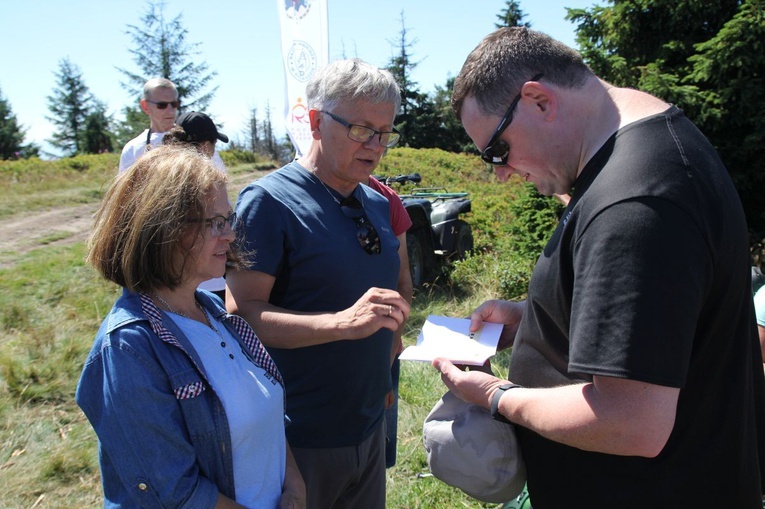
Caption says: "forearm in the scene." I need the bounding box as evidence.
[227,269,345,348]
[497,379,677,457]
[228,270,409,349]
[392,233,413,364]
[280,444,306,508]
[233,299,353,349]
[215,494,248,509]
[391,278,412,364]
[391,327,404,366]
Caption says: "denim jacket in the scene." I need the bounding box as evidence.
[76,289,284,508]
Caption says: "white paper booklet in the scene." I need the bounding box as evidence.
[399,314,504,366]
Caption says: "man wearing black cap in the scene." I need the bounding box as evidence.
[160,111,230,299]
[165,111,229,160]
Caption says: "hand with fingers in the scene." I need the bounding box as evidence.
[433,357,509,410]
[469,299,526,351]
[334,287,411,339]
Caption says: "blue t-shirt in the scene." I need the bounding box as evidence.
[235,162,400,447]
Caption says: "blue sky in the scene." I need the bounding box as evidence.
[0,0,601,155]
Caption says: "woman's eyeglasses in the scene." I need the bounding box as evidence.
[188,212,237,237]
[340,196,382,255]
[322,111,401,148]
[480,73,543,166]
[146,99,181,110]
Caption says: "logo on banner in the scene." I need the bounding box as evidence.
[291,97,310,125]
[287,41,318,82]
[284,0,310,20]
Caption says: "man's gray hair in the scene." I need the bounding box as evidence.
[306,59,401,114]
[143,77,178,100]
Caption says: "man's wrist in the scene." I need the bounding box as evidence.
[490,383,522,424]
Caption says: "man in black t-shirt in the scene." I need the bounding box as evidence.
[434,27,765,508]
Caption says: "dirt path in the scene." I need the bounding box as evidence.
[0,167,271,270]
[0,203,97,269]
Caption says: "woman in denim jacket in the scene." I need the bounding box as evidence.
[76,145,305,508]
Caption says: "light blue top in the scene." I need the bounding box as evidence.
[168,312,285,508]
[754,286,765,326]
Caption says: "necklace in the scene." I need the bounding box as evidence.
[153,292,210,327]
[155,293,234,359]
[316,175,342,205]
[201,307,232,355]
[153,293,232,359]
[195,303,236,359]
[306,164,363,207]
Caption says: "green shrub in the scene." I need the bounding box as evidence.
[497,256,536,300]
[506,182,563,261]
[451,250,535,300]
[219,148,258,166]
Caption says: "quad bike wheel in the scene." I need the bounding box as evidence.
[453,220,474,260]
[407,231,425,287]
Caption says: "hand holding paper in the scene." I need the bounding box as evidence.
[399,315,504,365]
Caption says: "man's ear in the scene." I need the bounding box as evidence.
[139,99,150,115]
[308,109,322,135]
[522,81,557,120]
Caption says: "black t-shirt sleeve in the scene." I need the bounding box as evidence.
[568,197,710,387]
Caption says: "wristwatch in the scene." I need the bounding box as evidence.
[491,383,521,424]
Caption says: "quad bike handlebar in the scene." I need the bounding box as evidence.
[372,173,468,200]
[373,173,422,186]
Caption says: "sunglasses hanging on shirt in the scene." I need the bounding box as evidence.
[340,196,382,255]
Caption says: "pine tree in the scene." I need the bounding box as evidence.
[495,0,531,28]
[0,86,27,159]
[112,105,148,150]
[46,58,92,156]
[118,0,218,111]
[386,12,440,149]
[82,100,114,154]
[247,107,260,154]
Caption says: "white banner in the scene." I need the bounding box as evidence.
[277,0,329,156]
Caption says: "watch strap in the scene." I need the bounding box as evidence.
[490,383,521,424]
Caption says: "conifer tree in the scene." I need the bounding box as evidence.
[0,87,29,159]
[118,1,218,112]
[46,58,92,156]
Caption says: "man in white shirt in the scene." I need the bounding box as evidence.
[119,78,180,172]
[119,78,226,173]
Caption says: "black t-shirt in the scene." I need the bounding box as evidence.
[509,107,765,508]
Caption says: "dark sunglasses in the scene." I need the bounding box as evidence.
[340,196,382,255]
[146,99,181,110]
[480,73,543,166]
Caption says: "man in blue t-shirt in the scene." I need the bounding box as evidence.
[227,59,410,509]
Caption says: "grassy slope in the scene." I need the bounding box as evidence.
[0,149,534,508]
